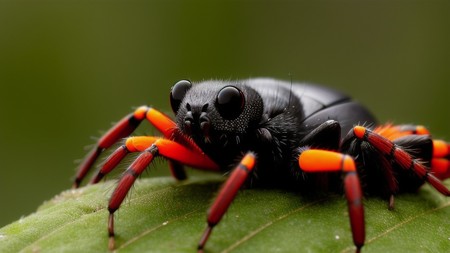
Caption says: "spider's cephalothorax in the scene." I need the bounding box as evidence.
[73,78,450,253]
[171,80,264,168]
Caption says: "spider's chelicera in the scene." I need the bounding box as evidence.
[73,78,450,252]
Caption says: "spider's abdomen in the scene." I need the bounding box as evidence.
[246,78,377,137]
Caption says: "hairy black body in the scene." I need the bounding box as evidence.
[174,78,376,188]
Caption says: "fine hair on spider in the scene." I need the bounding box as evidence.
[72,78,450,253]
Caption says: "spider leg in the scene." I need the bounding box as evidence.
[91,135,215,184]
[373,124,450,179]
[90,144,129,184]
[374,124,430,140]
[197,152,256,252]
[299,120,341,150]
[298,149,365,253]
[89,136,153,184]
[344,124,435,209]
[73,106,200,188]
[350,126,450,196]
[431,140,450,180]
[297,120,343,190]
[107,138,219,250]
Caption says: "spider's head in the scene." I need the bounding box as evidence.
[170,80,263,147]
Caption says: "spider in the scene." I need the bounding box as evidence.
[72,78,450,252]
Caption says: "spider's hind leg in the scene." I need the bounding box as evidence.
[345,125,450,198]
[371,124,450,181]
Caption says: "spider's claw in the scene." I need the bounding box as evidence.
[197,225,213,252]
[108,237,115,251]
[71,181,79,189]
[108,213,116,250]
[388,194,395,210]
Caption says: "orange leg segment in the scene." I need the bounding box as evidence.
[125,137,219,171]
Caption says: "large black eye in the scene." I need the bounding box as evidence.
[170,80,192,114]
[216,86,245,119]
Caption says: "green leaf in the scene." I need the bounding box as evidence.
[1,176,449,253]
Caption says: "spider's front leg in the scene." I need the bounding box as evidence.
[106,136,219,250]
[73,106,199,188]
[90,135,209,184]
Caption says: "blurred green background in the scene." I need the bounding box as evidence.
[0,1,449,227]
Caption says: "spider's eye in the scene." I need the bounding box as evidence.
[170,80,192,114]
[216,86,245,120]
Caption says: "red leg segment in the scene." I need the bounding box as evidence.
[90,145,129,184]
[353,126,450,196]
[108,145,158,250]
[299,149,365,252]
[107,138,219,250]
[198,152,256,252]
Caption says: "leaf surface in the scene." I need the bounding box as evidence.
[1,176,449,253]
